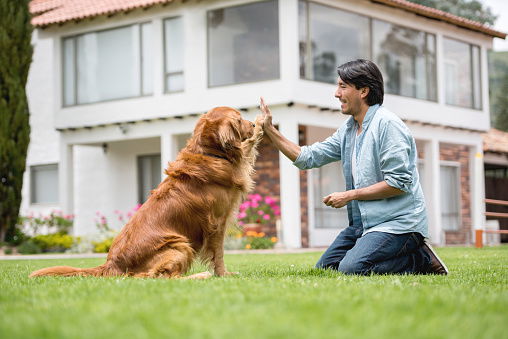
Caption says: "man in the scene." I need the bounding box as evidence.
[260,59,448,275]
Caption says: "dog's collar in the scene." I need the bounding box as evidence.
[203,152,230,162]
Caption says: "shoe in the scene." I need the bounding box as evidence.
[421,241,448,275]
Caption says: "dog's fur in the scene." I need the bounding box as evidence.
[30,107,264,279]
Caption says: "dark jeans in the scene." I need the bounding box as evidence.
[315,223,431,275]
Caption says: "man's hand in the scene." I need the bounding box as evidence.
[323,191,355,208]
[259,97,274,131]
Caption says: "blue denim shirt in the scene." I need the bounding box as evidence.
[294,104,428,237]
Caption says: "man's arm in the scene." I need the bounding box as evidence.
[260,97,301,162]
[323,181,404,209]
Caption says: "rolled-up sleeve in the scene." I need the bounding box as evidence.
[379,120,413,193]
[293,130,342,170]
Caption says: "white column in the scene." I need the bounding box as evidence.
[470,144,486,234]
[278,120,301,248]
[423,139,443,245]
[160,133,174,180]
[279,0,299,87]
[58,138,74,225]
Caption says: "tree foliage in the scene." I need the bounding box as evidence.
[0,0,33,242]
[493,72,508,132]
[489,51,508,132]
[406,0,497,26]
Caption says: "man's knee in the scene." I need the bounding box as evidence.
[315,259,339,270]
[338,259,369,275]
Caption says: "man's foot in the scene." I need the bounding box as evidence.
[421,241,449,275]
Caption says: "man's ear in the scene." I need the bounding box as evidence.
[360,87,370,99]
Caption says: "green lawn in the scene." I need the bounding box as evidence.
[1,247,507,339]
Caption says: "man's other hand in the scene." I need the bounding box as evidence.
[323,191,354,208]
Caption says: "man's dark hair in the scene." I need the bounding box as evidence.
[337,59,384,106]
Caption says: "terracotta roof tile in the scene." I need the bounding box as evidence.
[483,128,508,155]
[372,0,506,39]
[30,0,174,27]
[28,0,507,39]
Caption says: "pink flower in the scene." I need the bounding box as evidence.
[263,214,271,220]
[238,221,244,226]
[251,202,259,208]
[134,204,142,211]
[257,210,264,215]
[238,212,247,219]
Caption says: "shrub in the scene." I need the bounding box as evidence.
[92,237,114,253]
[5,226,29,246]
[31,232,76,252]
[19,211,74,235]
[242,231,278,250]
[237,194,280,226]
[17,240,42,254]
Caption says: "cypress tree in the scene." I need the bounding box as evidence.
[494,72,508,132]
[0,0,33,242]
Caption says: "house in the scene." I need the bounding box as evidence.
[23,0,506,248]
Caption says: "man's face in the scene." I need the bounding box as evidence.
[334,78,365,116]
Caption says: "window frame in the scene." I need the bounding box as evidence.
[137,153,162,204]
[61,22,153,107]
[439,161,462,232]
[442,36,482,110]
[298,0,442,103]
[30,163,59,205]
[299,0,372,83]
[206,0,280,88]
[163,16,185,94]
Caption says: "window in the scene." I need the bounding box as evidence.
[31,164,58,204]
[137,154,161,204]
[299,1,370,84]
[440,164,461,231]
[373,20,437,101]
[207,0,279,87]
[63,23,153,106]
[443,38,482,109]
[164,17,184,92]
[312,163,348,228]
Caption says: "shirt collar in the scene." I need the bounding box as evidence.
[346,104,380,130]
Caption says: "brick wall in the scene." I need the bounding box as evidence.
[415,141,472,245]
[251,134,280,237]
[299,126,309,248]
[250,126,309,246]
[440,143,472,245]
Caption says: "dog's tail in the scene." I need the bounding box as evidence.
[29,264,106,278]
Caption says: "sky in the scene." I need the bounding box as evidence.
[481,0,508,51]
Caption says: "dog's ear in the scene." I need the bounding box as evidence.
[218,121,241,151]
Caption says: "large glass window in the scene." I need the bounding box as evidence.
[63,23,153,106]
[138,154,161,204]
[443,38,482,109]
[373,20,437,101]
[164,17,184,92]
[440,164,461,231]
[31,164,59,204]
[312,163,348,228]
[299,1,370,84]
[207,0,279,87]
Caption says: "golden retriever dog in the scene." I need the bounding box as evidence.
[30,107,264,279]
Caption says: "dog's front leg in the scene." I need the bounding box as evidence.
[242,115,265,163]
